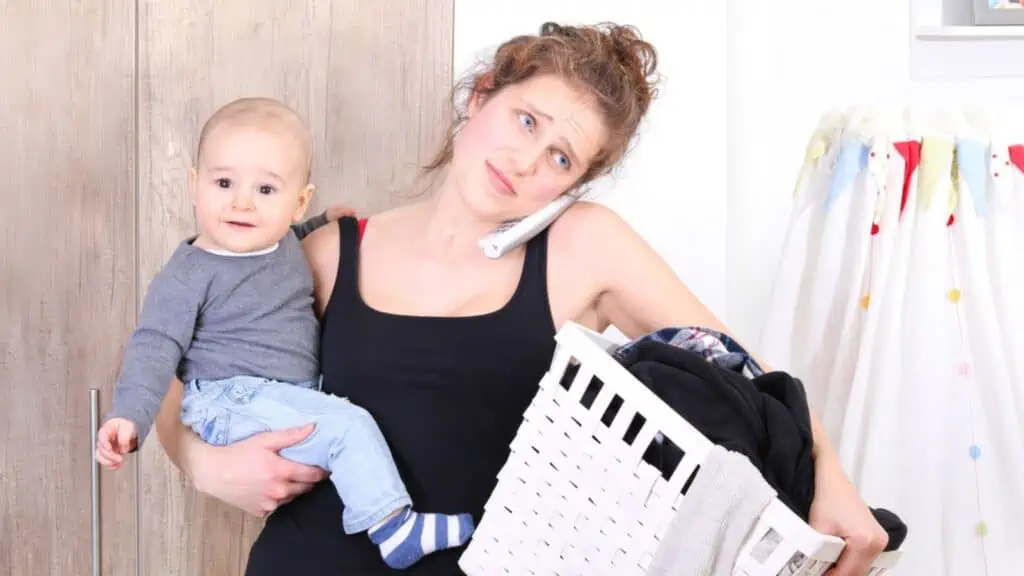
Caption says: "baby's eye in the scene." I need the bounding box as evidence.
[259,185,276,195]
[216,178,232,188]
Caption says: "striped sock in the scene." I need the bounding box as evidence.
[368,507,475,569]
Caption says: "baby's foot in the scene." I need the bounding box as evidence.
[368,507,475,569]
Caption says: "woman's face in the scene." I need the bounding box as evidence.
[450,74,608,221]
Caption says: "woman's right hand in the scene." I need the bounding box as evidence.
[191,424,328,517]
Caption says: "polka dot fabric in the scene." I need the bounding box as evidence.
[758,108,1024,575]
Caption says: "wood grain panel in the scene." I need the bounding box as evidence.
[0,1,139,575]
[137,1,452,573]
[317,0,455,215]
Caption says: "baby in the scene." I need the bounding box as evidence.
[95,97,474,570]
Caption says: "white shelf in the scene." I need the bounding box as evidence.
[915,25,1024,40]
[910,0,1024,77]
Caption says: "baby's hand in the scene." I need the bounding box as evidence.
[95,418,138,470]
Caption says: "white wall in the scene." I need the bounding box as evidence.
[454,1,729,320]
[728,0,1024,347]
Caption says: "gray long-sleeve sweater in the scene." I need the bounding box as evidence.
[106,213,328,445]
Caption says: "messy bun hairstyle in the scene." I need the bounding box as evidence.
[425,21,660,185]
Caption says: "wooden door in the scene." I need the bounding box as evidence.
[0,1,139,574]
[136,1,454,574]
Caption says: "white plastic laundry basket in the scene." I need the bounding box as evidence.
[458,322,902,576]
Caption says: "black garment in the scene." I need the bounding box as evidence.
[245,217,557,575]
[613,339,817,519]
[598,339,906,551]
[873,508,908,551]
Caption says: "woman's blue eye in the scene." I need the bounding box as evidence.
[518,112,535,130]
[552,151,570,170]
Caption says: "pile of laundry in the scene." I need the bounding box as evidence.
[569,326,907,574]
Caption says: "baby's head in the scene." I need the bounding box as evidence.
[189,97,314,253]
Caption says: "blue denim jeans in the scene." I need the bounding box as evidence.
[181,376,412,534]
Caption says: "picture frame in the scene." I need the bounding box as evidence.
[973,0,1024,25]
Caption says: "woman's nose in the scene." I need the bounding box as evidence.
[512,143,545,176]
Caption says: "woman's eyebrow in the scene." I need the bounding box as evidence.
[519,99,583,164]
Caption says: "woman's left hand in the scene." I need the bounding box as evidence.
[809,453,889,575]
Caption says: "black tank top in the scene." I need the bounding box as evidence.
[246,216,557,575]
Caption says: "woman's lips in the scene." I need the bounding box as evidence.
[486,161,516,197]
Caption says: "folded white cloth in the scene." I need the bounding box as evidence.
[647,445,777,576]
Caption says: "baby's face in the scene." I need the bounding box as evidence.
[190,122,311,253]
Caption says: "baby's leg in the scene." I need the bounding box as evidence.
[284,399,413,531]
[182,376,408,518]
[274,392,475,569]
[181,377,281,445]
[366,504,474,569]
[197,378,474,569]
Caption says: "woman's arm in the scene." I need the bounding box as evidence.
[153,377,204,476]
[301,217,342,317]
[557,202,887,575]
[155,379,327,517]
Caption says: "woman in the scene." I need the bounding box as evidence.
[156,22,887,575]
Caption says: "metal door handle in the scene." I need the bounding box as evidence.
[90,388,100,576]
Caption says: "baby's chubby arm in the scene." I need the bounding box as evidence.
[103,267,200,454]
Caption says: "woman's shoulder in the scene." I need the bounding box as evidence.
[553,200,632,234]
[544,201,639,313]
[301,206,406,277]
[548,200,637,260]
[302,217,341,257]
[301,219,342,283]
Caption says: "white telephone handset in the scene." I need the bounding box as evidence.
[478,191,582,259]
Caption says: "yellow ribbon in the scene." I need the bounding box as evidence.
[793,135,829,197]
[948,148,960,219]
[918,137,954,212]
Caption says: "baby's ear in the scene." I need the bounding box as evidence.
[187,167,199,204]
[293,183,315,221]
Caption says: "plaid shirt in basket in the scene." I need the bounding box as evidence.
[613,326,765,379]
